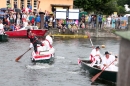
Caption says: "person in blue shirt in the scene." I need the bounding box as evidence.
[98,15,102,29]
[35,15,41,25]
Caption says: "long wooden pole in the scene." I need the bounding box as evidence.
[86,31,94,48]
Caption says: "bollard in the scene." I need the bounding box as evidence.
[39,12,45,29]
[115,31,130,86]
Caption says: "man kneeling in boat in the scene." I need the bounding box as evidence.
[89,46,102,67]
[37,36,55,56]
[101,51,118,71]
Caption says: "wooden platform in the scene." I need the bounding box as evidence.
[52,34,88,38]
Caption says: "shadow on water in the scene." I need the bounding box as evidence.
[79,67,116,86]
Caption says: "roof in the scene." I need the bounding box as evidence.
[115,31,130,41]
[51,4,71,7]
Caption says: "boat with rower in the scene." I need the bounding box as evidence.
[31,44,55,64]
[0,34,8,42]
[5,26,48,38]
[79,59,118,83]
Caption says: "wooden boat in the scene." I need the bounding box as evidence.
[79,59,117,83]
[5,26,48,38]
[0,34,8,42]
[31,45,55,64]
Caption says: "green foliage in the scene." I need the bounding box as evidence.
[117,0,130,7]
[74,0,118,15]
[116,0,130,14]
[117,6,126,14]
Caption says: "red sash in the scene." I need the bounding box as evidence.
[90,54,95,62]
[45,39,52,48]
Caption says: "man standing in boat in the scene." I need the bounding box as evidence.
[101,51,118,71]
[89,46,102,67]
[28,30,44,55]
[0,20,4,34]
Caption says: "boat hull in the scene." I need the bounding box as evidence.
[31,51,55,64]
[80,60,117,83]
[0,34,8,42]
[5,29,48,38]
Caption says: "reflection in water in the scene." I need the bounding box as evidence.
[0,38,120,86]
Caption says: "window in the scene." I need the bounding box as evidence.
[33,0,37,11]
[6,0,10,6]
[27,0,31,6]
[21,0,24,8]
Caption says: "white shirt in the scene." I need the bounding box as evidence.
[101,55,117,71]
[42,40,52,51]
[23,22,28,27]
[102,55,115,65]
[0,23,4,34]
[50,17,53,22]
[89,49,101,60]
[107,17,111,22]
[45,35,53,45]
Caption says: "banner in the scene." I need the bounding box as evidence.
[120,17,128,29]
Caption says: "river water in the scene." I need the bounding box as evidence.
[0,37,120,86]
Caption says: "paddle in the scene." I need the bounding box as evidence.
[91,60,115,82]
[86,31,94,48]
[15,48,31,62]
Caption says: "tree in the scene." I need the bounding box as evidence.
[117,0,130,7]
[117,6,126,14]
[74,0,118,15]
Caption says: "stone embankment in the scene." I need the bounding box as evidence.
[49,28,126,38]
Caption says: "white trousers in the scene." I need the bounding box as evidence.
[91,57,101,66]
[38,47,55,55]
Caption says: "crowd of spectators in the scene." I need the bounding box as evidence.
[0,1,56,31]
[0,1,128,33]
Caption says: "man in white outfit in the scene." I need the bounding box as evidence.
[89,46,102,67]
[38,36,55,55]
[101,51,118,71]
[0,20,4,34]
[45,32,53,45]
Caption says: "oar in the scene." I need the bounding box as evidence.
[91,60,115,82]
[86,31,94,48]
[15,48,31,62]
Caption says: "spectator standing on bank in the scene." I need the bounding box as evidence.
[0,20,4,34]
[14,2,17,9]
[111,16,116,29]
[98,15,102,29]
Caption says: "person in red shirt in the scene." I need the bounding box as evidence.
[27,29,43,54]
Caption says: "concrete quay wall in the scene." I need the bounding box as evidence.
[49,28,121,38]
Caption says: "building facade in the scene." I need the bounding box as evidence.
[0,0,73,12]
